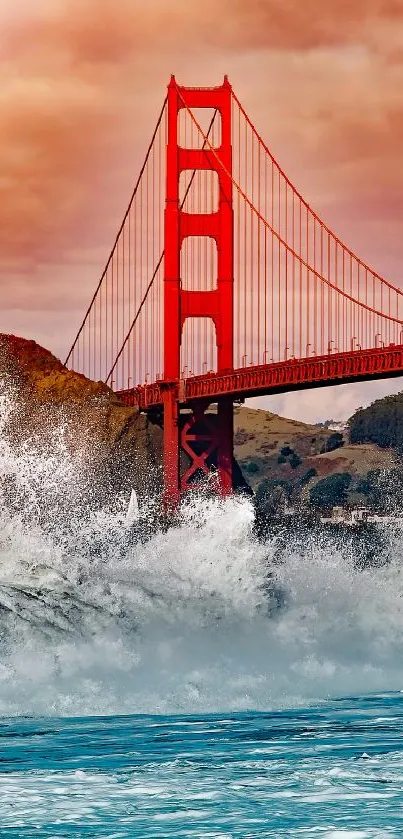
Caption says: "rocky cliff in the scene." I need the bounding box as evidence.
[0,334,163,501]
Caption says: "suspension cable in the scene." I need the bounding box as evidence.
[64,96,168,366]
[231,90,403,299]
[177,87,403,325]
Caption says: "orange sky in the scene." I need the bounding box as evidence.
[1,0,403,421]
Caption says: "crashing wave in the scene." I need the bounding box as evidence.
[0,378,403,717]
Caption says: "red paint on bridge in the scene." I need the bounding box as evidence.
[66,77,403,507]
[117,344,403,410]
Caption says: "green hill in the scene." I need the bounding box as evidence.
[349,391,403,451]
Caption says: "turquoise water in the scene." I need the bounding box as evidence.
[1,383,403,836]
[2,696,403,837]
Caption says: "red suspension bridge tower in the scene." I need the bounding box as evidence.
[163,76,235,507]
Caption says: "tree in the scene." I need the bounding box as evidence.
[326,432,344,452]
[298,467,317,487]
[280,446,293,457]
[348,391,403,451]
[309,473,352,509]
[289,452,302,469]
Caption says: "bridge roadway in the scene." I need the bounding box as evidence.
[117,343,403,410]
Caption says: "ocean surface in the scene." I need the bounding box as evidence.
[1,382,403,836]
[1,695,403,837]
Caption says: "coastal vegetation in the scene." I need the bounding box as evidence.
[349,392,403,451]
[234,396,401,515]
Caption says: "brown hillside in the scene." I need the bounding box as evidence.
[233,405,396,493]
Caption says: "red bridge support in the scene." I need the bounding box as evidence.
[163,77,234,508]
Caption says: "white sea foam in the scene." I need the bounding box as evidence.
[0,379,403,716]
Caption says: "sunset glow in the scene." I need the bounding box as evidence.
[2,0,403,419]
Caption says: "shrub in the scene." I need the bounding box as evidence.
[326,432,344,452]
[309,472,352,509]
[280,446,293,457]
[289,452,302,469]
[298,467,317,487]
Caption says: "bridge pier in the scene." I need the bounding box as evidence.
[216,399,234,495]
[162,385,181,510]
[162,390,234,510]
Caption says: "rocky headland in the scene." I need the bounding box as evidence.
[0,334,163,503]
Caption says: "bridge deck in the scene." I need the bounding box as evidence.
[117,344,403,410]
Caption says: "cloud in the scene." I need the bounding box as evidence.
[0,0,403,418]
[248,376,403,425]
[1,0,403,276]
[229,1,403,49]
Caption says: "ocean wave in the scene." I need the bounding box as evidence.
[0,380,403,716]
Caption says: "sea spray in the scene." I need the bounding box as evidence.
[0,380,403,716]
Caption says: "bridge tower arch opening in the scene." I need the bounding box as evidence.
[163,75,235,508]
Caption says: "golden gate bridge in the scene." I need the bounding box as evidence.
[65,76,403,507]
